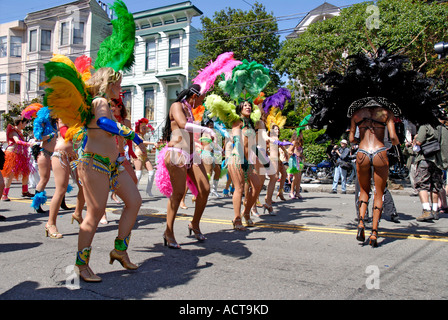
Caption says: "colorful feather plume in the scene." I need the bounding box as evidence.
[219,59,270,102]
[33,107,56,141]
[75,55,93,83]
[193,105,205,122]
[204,94,239,128]
[193,52,242,94]
[95,0,136,72]
[22,103,43,120]
[262,88,291,113]
[253,92,265,106]
[42,54,92,142]
[266,107,286,131]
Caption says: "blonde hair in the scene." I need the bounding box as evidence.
[86,67,122,97]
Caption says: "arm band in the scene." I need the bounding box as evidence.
[96,117,143,145]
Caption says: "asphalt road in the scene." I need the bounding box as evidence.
[1,174,448,303]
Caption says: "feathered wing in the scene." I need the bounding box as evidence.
[193,52,242,94]
[95,0,135,72]
[42,54,92,142]
[205,94,240,128]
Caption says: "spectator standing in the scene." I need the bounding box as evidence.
[331,139,351,194]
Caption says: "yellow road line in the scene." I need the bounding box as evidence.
[141,211,448,243]
[10,197,448,243]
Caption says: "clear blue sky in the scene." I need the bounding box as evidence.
[0,0,365,38]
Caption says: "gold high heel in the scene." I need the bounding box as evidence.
[75,247,101,282]
[71,214,83,225]
[45,224,63,239]
[75,264,102,282]
[109,249,138,270]
[242,214,254,227]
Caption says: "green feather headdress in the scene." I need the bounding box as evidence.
[218,59,270,103]
[95,0,136,72]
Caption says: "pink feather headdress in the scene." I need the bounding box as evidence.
[193,52,242,94]
[22,103,43,120]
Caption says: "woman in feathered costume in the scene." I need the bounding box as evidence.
[29,106,57,215]
[206,59,270,230]
[43,0,145,282]
[1,116,33,201]
[308,46,445,247]
[155,52,242,247]
[264,89,291,202]
[133,117,157,197]
[157,84,214,248]
[107,97,138,209]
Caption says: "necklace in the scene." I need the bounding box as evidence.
[182,99,194,123]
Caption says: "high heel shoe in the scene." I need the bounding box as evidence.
[263,204,275,215]
[251,207,260,217]
[75,264,102,282]
[242,214,254,227]
[60,196,70,210]
[71,214,83,225]
[75,247,102,282]
[188,223,206,242]
[109,249,138,270]
[45,224,63,239]
[356,220,365,242]
[163,233,181,249]
[369,230,379,248]
[276,189,286,201]
[232,217,246,231]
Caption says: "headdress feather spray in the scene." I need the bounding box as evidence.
[94,0,136,72]
[308,46,446,139]
[22,103,43,120]
[42,54,92,142]
[218,59,270,102]
[193,52,242,94]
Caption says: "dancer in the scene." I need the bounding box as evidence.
[43,0,144,281]
[253,104,276,215]
[308,45,445,247]
[269,124,290,201]
[287,130,304,199]
[199,117,222,198]
[134,117,156,196]
[207,58,270,229]
[45,119,85,239]
[262,89,291,205]
[108,96,137,209]
[30,106,57,213]
[1,116,34,201]
[157,84,212,248]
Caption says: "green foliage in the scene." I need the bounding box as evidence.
[275,0,448,94]
[303,144,328,165]
[193,1,282,96]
